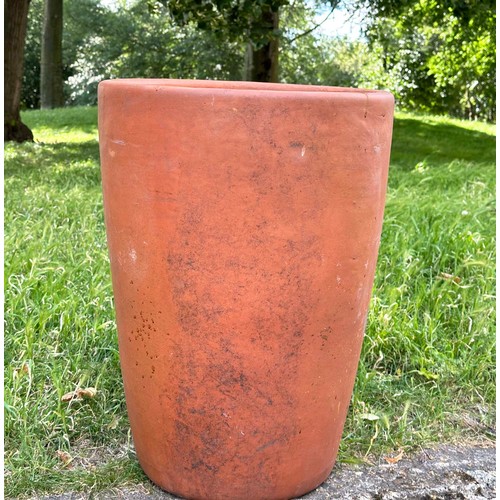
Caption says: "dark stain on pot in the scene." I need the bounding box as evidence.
[191,460,219,473]
[256,439,280,452]
[189,407,206,416]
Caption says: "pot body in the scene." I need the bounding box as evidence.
[98,79,394,500]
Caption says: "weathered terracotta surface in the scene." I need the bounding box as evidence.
[98,79,394,500]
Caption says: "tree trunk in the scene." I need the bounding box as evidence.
[40,0,63,109]
[244,6,279,83]
[4,0,34,142]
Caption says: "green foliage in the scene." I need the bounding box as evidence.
[22,0,114,108]
[279,3,333,84]
[22,0,245,107]
[5,107,495,495]
[363,0,496,121]
[20,0,495,116]
[66,1,244,105]
[22,0,43,109]
[279,3,382,87]
[281,34,383,88]
[164,0,289,47]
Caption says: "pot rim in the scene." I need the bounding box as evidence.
[98,78,393,98]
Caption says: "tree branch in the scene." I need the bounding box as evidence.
[285,1,340,43]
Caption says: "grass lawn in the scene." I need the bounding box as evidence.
[4,107,495,497]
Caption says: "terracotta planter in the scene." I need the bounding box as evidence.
[98,79,394,500]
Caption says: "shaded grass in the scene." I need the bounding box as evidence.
[4,107,495,496]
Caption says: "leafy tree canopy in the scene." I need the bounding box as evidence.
[165,0,286,39]
[20,0,495,120]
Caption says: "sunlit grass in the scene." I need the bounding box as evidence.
[5,107,495,496]
[4,107,143,496]
[340,111,495,459]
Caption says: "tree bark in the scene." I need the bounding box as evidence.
[244,6,279,83]
[4,0,34,142]
[40,0,63,109]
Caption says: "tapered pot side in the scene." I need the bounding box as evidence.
[98,79,394,500]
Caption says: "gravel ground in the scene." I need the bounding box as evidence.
[34,444,495,500]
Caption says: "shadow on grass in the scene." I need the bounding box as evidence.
[5,140,102,190]
[391,117,495,169]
